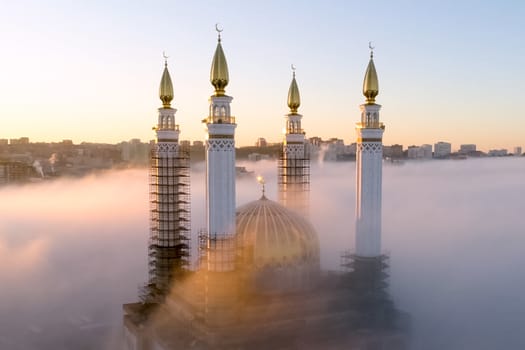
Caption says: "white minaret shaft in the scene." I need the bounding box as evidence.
[355,49,384,258]
[205,30,236,272]
[206,95,236,237]
[279,68,310,217]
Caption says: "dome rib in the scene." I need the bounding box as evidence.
[235,197,319,268]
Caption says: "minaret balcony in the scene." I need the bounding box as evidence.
[154,125,180,132]
[203,115,236,124]
[356,122,385,130]
[286,127,304,134]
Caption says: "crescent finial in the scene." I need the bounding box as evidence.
[291,64,296,78]
[215,23,223,41]
[368,41,375,58]
[162,51,169,66]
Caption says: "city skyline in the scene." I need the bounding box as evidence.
[1,0,524,150]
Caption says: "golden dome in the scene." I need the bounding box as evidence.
[159,62,174,108]
[210,37,229,96]
[236,197,319,268]
[287,70,301,113]
[363,54,379,104]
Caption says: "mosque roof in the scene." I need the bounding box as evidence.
[236,196,319,268]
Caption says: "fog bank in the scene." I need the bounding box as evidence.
[1,157,524,349]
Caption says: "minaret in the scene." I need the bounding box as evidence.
[278,66,310,217]
[355,46,385,258]
[204,28,236,273]
[200,27,239,329]
[147,56,190,298]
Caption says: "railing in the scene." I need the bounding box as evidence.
[202,116,236,124]
[286,127,304,134]
[356,122,384,129]
[153,124,180,131]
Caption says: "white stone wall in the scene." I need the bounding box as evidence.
[205,136,236,238]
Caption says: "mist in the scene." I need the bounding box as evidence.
[1,157,524,349]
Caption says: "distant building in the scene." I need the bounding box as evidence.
[345,142,357,155]
[407,144,431,159]
[306,137,323,160]
[488,149,508,157]
[255,137,267,147]
[514,146,522,156]
[384,144,403,159]
[392,144,403,158]
[434,141,451,158]
[0,139,8,146]
[407,146,419,159]
[179,140,191,148]
[0,160,35,184]
[9,137,30,145]
[420,144,432,159]
[322,138,345,161]
[459,144,476,154]
[248,152,270,161]
[192,140,204,147]
[308,136,322,147]
[120,139,150,165]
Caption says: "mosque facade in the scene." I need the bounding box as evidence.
[123,29,409,350]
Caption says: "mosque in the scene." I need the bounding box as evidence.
[122,28,409,350]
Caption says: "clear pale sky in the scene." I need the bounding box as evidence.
[1,0,524,150]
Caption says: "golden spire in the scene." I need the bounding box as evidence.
[287,64,301,113]
[210,24,229,95]
[363,42,379,104]
[159,52,174,108]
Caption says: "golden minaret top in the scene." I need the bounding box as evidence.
[363,42,379,104]
[159,53,174,108]
[210,24,229,96]
[287,65,301,113]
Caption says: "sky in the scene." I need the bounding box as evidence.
[1,0,524,150]
[1,158,525,349]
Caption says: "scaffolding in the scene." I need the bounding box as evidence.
[339,252,397,329]
[278,143,310,215]
[147,144,191,297]
[340,252,390,290]
[197,229,209,271]
[198,230,236,273]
